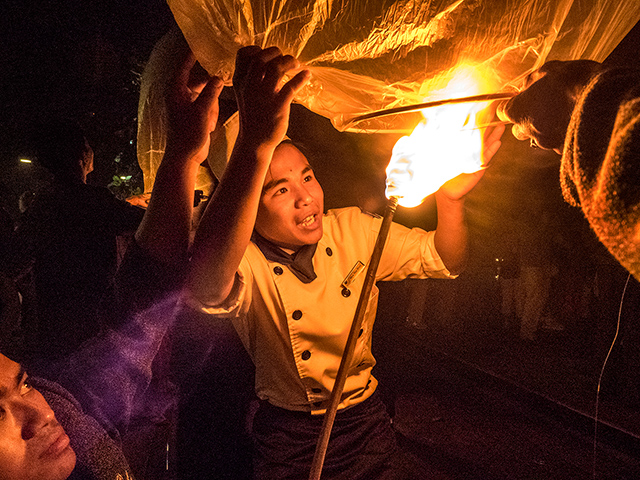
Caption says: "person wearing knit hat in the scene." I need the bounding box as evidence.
[498,60,640,282]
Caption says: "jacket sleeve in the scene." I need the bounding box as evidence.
[342,208,454,281]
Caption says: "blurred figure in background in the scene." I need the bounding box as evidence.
[3,119,145,374]
[496,225,522,334]
[517,206,559,341]
[0,206,21,353]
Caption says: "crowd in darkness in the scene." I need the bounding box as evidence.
[2,120,145,369]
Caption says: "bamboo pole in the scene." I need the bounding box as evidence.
[309,196,400,480]
[342,92,515,130]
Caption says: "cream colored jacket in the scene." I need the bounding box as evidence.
[192,207,453,413]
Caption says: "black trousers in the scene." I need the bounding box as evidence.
[252,391,406,480]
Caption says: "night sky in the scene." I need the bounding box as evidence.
[1,0,173,126]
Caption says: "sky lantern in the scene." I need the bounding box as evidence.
[139,0,640,191]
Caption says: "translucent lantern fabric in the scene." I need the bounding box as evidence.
[137,0,640,190]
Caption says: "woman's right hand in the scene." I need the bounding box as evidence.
[232,46,310,152]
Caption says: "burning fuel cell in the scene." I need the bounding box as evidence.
[384,68,511,207]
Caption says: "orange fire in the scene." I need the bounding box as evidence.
[385,66,496,207]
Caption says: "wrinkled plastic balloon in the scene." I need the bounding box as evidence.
[138,0,640,190]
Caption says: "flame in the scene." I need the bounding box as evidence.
[385,66,494,208]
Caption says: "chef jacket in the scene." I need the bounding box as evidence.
[190,207,454,414]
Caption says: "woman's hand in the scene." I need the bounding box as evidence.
[232,46,310,151]
[438,121,504,201]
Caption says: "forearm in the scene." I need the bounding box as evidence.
[434,192,468,275]
[187,46,310,304]
[187,140,273,304]
[134,151,200,267]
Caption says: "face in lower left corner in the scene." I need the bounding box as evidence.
[0,354,76,480]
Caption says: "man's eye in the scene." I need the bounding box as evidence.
[21,379,33,394]
[303,175,313,183]
[275,187,288,196]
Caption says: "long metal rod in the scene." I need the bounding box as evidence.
[309,196,400,480]
[343,92,515,130]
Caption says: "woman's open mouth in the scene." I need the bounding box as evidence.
[299,213,318,229]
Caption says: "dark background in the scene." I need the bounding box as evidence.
[0,0,174,214]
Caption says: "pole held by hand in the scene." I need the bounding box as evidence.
[308,196,400,480]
